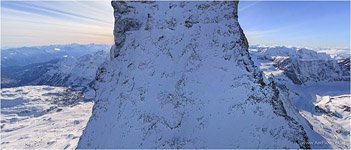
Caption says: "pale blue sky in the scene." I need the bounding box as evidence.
[239,1,350,49]
[1,1,350,49]
[1,0,114,48]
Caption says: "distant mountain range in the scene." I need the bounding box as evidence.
[1,44,110,94]
[249,45,350,84]
[1,43,110,67]
[1,43,349,148]
[2,44,348,88]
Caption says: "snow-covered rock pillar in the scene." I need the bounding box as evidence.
[79,1,313,149]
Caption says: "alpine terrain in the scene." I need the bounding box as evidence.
[1,44,110,89]
[1,86,93,149]
[249,45,350,149]
[78,1,328,148]
[1,44,108,149]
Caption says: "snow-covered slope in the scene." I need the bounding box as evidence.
[78,1,320,148]
[0,86,93,149]
[249,46,350,148]
[285,82,350,149]
[1,50,109,99]
[1,44,110,88]
[313,94,350,148]
[33,51,109,99]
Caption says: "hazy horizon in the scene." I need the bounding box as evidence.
[1,1,350,49]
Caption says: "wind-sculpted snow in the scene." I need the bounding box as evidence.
[78,1,315,149]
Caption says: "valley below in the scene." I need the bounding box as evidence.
[0,86,93,149]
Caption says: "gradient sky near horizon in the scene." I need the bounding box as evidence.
[1,1,350,49]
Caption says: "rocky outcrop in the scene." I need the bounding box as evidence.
[338,57,350,81]
[35,51,108,88]
[274,57,348,84]
[1,44,110,89]
[78,1,312,148]
[1,50,108,100]
[249,46,350,85]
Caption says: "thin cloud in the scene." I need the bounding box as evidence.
[2,1,111,25]
[239,1,260,13]
[1,1,113,47]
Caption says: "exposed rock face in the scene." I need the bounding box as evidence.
[1,50,108,100]
[274,57,349,85]
[78,1,312,148]
[35,51,108,90]
[249,45,350,149]
[1,44,110,88]
[338,57,350,81]
[249,46,350,85]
